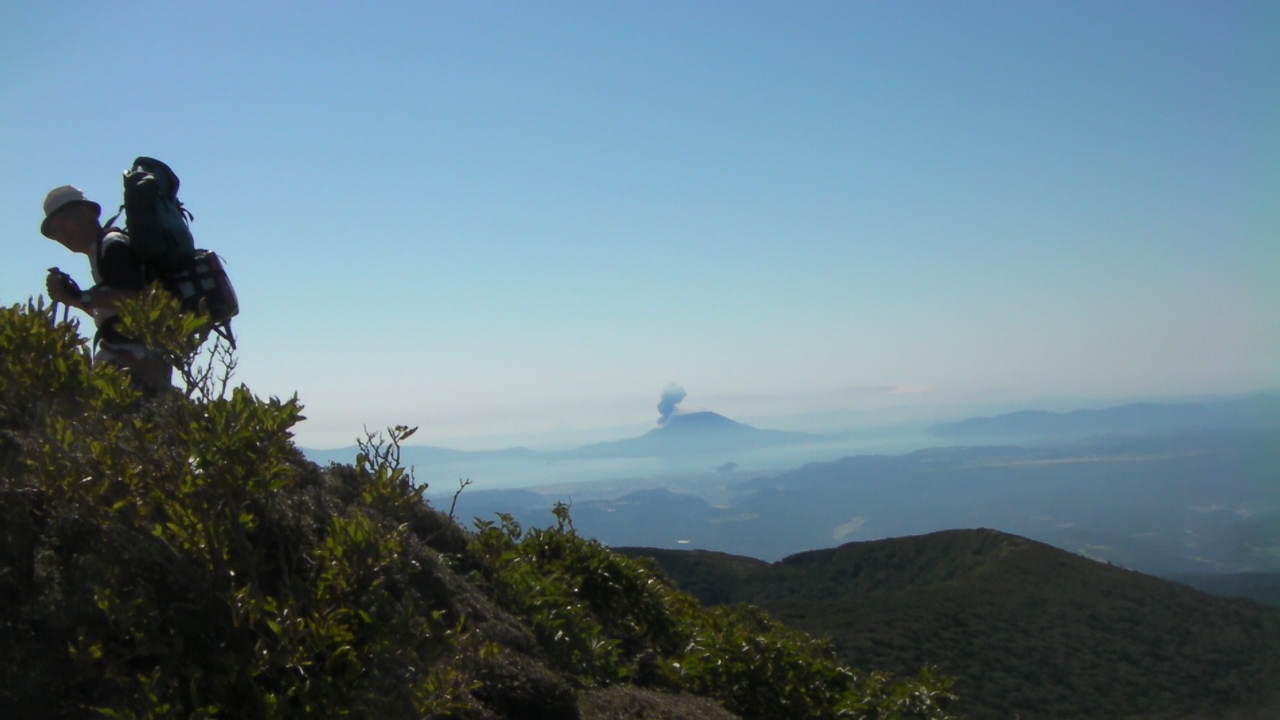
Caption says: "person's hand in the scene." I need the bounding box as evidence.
[46,268,81,307]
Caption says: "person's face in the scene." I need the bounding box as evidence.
[47,204,101,253]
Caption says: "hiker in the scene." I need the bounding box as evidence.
[41,184,173,395]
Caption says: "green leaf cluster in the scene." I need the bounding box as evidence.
[468,507,957,719]
[1,301,475,718]
[112,285,238,401]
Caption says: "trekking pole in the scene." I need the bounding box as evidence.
[49,299,69,324]
[47,267,72,323]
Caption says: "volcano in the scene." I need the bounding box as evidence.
[558,411,819,459]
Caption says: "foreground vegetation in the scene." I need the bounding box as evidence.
[0,294,955,719]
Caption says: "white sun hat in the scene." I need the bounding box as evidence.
[41,185,101,238]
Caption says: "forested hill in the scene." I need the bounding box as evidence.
[622,529,1280,719]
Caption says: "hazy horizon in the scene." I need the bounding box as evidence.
[305,386,1279,453]
[295,388,1280,497]
[5,3,1276,449]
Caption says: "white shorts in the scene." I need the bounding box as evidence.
[94,338,151,367]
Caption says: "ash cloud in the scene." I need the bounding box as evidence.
[656,384,687,426]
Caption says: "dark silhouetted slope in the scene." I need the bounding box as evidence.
[623,529,1280,719]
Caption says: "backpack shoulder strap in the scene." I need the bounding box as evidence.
[103,206,124,231]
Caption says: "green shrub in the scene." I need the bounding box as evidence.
[1,297,958,719]
[0,299,474,719]
[468,505,957,719]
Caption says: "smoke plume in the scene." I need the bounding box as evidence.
[656,384,687,426]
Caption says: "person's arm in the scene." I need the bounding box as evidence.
[83,285,142,315]
[44,269,137,314]
[45,238,147,314]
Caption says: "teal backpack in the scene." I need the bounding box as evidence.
[105,157,239,347]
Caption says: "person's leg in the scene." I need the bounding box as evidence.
[95,340,173,396]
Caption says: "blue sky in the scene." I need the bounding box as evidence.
[3,1,1276,449]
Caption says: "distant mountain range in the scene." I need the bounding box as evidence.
[313,394,1280,580]
[929,393,1280,440]
[304,410,823,466]
[621,529,1280,719]
[1170,571,1280,606]
[450,425,1280,576]
[304,393,1280,469]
